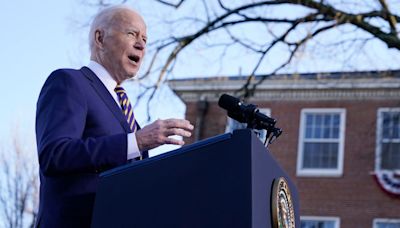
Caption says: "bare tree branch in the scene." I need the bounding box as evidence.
[361,10,400,22]
[88,0,400,118]
[0,131,38,228]
[201,0,211,23]
[245,22,339,99]
[287,0,400,48]
[154,0,185,8]
[378,0,398,35]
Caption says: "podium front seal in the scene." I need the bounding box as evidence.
[271,177,295,228]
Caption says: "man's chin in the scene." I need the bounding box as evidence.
[125,72,137,80]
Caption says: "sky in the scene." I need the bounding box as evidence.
[0,1,187,155]
[1,1,79,148]
[1,0,400,156]
[1,1,80,119]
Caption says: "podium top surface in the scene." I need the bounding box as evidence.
[100,132,232,178]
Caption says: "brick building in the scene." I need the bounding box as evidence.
[168,70,400,228]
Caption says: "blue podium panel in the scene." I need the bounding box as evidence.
[91,130,299,228]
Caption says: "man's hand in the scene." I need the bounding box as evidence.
[136,119,194,151]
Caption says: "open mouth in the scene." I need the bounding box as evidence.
[128,55,140,64]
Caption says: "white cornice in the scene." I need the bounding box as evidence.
[173,89,400,102]
[169,77,400,91]
[168,76,400,102]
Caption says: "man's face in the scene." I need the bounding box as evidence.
[99,10,147,83]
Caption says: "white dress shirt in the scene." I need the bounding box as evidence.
[87,60,141,160]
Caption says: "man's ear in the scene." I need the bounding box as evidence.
[94,29,104,49]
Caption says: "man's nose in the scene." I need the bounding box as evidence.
[134,40,145,50]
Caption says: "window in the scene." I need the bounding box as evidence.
[374,218,400,228]
[300,216,340,228]
[376,108,400,171]
[225,108,271,142]
[297,109,346,177]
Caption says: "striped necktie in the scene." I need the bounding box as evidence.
[114,85,137,133]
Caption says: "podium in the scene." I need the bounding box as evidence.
[91,129,299,228]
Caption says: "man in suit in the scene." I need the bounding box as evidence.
[35,5,193,227]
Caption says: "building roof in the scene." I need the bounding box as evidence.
[170,70,400,82]
[168,70,400,102]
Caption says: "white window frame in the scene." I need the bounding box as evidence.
[373,218,400,228]
[300,216,340,228]
[296,108,346,177]
[376,108,400,171]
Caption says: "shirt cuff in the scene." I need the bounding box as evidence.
[127,133,141,160]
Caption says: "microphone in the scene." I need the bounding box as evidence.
[218,94,276,129]
[218,94,282,145]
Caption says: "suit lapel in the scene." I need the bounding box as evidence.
[80,67,132,133]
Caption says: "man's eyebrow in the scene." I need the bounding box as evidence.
[126,27,139,32]
[125,27,147,39]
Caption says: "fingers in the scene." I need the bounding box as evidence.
[135,118,193,151]
[164,136,185,146]
[165,128,191,138]
[163,119,194,131]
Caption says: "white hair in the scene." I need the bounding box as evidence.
[88,5,137,52]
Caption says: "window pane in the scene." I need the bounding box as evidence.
[301,220,335,228]
[315,114,323,126]
[376,222,400,228]
[315,115,323,138]
[332,127,339,139]
[324,114,332,126]
[305,113,340,139]
[332,114,341,137]
[333,114,340,126]
[306,115,314,127]
[303,143,338,169]
[382,112,400,139]
[305,114,315,139]
[394,114,400,138]
[381,142,400,170]
[323,125,330,138]
[306,126,313,138]
[315,125,322,138]
[382,113,390,139]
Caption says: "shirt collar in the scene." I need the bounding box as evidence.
[87,60,117,93]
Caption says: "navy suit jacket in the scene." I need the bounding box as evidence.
[35,67,147,227]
